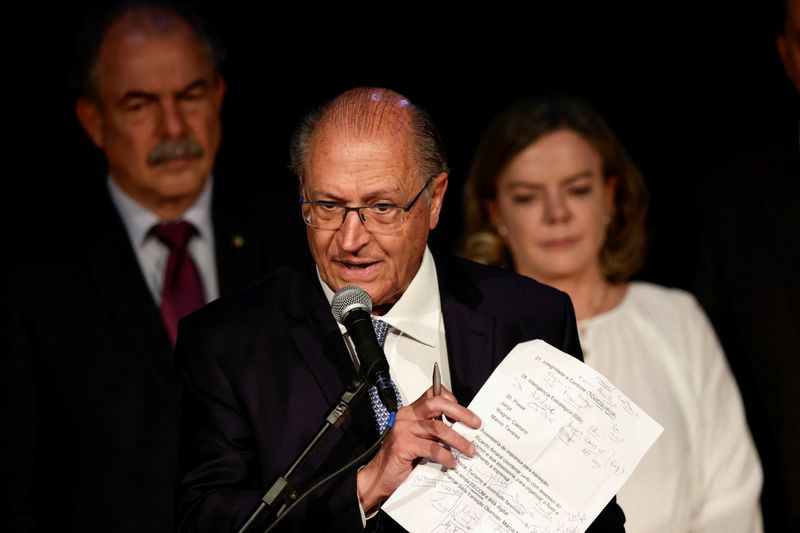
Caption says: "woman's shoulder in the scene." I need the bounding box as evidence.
[627,281,704,315]
[625,281,713,340]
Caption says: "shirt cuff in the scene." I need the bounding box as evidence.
[356,465,380,526]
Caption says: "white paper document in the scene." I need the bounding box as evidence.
[383,339,663,533]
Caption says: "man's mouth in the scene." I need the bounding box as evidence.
[335,260,380,279]
[342,262,374,269]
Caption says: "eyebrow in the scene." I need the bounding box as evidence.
[117,78,211,106]
[503,170,594,189]
[305,185,403,204]
[117,90,157,107]
[177,79,211,97]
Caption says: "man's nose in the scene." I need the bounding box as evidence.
[336,209,371,251]
[157,100,189,139]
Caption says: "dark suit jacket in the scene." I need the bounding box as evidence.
[175,252,625,532]
[695,121,800,532]
[0,177,306,532]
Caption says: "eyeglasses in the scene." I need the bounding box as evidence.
[300,177,434,234]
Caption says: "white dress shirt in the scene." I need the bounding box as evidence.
[579,282,763,533]
[319,246,451,402]
[319,246,452,524]
[107,175,219,305]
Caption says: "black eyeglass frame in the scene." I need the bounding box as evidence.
[299,176,435,233]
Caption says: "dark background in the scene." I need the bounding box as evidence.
[8,1,796,290]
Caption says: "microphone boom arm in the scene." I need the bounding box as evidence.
[236,377,369,533]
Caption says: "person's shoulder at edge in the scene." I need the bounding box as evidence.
[700,119,798,207]
[433,250,574,324]
[174,263,316,392]
[181,259,317,333]
[3,202,111,298]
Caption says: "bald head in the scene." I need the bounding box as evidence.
[290,87,448,186]
[314,87,414,139]
[74,2,223,101]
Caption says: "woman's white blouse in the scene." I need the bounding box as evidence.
[578,282,763,533]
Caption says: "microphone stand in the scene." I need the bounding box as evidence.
[237,377,369,533]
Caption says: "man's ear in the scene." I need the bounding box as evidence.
[428,172,449,230]
[76,99,105,149]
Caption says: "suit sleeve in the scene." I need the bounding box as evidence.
[175,323,264,532]
[557,290,584,362]
[175,318,366,532]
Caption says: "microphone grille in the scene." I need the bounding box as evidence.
[331,285,373,324]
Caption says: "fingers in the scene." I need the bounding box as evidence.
[422,437,461,468]
[422,385,458,425]
[400,395,481,429]
[393,395,481,463]
[419,418,476,464]
[422,384,458,402]
[357,396,479,510]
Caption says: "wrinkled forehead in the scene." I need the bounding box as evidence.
[304,131,418,196]
[96,23,195,82]
[306,121,417,172]
[297,88,430,189]
[310,120,411,150]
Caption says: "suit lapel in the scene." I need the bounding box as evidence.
[212,173,310,296]
[213,196,265,297]
[83,200,179,415]
[286,266,375,440]
[281,254,500,439]
[434,253,496,407]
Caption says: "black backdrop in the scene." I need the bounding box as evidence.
[8,1,796,290]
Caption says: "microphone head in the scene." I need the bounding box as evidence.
[331,285,372,324]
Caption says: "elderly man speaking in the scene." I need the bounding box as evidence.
[175,87,626,532]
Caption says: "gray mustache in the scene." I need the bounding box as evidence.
[147,139,205,166]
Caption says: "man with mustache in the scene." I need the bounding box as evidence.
[0,2,303,531]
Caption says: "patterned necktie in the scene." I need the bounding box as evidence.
[150,221,206,347]
[368,319,403,433]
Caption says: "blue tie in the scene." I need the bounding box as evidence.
[368,319,403,433]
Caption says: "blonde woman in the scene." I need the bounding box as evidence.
[459,96,763,533]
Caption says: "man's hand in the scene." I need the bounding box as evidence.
[356,386,481,513]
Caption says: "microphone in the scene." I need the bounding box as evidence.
[331,285,399,412]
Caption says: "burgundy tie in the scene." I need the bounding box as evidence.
[150,221,206,347]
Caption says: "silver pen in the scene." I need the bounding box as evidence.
[433,362,448,423]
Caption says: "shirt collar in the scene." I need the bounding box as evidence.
[318,246,441,347]
[108,175,214,247]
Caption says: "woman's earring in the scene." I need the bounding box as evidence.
[497,225,508,236]
[602,215,611,227]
